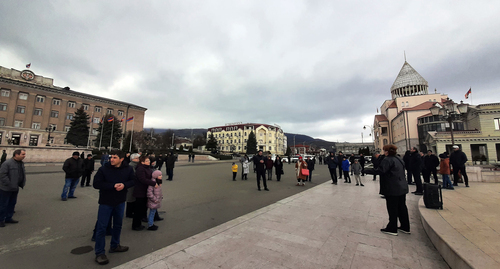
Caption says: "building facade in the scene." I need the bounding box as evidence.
[335,142,375,155]
[206,122,286,154]
[0,66,146,147]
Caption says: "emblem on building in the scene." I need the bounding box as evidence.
[20,70,35,81]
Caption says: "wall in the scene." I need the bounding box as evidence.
[1,145,88,163]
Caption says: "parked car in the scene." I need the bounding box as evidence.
[290,155,301,163]
[282,156,289,163]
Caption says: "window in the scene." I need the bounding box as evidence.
[34,108,43,116]
[1,89,10,97]
[66,113,73,120]
[14,120,23,127]
[118,110,124,116]
[16,106,26,114]
[269,147,272,150]
[495,118,500,130]
[401,102,405,107]
[65,126,71,132]
[0,132,2,144]
[260,133,263,136]
[406,101,409,107]
[36,96,45,103]
[381,127,388,135]
[19,92,28,100]
[32,122,41,129]
[92,128,98,134]
[53,99,61,105]
[107,109,113,114]
[68,102,76,108]
[0,103,6,111]
[95,106,101,112]
[51,110,59,118]
[83,104,89,110]
[49,124,57,131]
[29,135,39,146]
[93,117,100,123]
[0,118,4,126]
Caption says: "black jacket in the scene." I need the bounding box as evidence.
[84,158,95,171]
[93,162,135,206]
[366,155,408,196]
[253,154,267,171]
[166,154,176,169]
[133,163,156,198]
[358,156,366,166]
[403,151,411,171]
[63,157,84,178]
[450,150,468,168]
[306,159,315,170]
[424,154,440,171]
[274,158,283,174]
[409,152,421,172]
[372,155,382,169]
[326,154,338,169]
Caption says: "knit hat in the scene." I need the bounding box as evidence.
[72,151,80,156]
[452,145,459,149]
[152,170,162,179]
[299,156,303,160]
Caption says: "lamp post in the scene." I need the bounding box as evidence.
[363,125,374,142]
[45,125,55,146]
[429,98,469,146]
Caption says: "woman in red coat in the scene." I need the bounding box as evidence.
[295,156,308,186]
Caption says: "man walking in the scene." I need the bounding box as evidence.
[306,156,315,182]
[166,152,176,181]
[191,153,195,163]
[450,145,469,187]
[0,149,26,227]
[93,150,135,265]
[265,156,274,180]
[424,150,440,184]
[326,152,338,184]
[253,150,269,191]
[61,152,84,201]
[372,152,381,181]
[409,147,423,195]
[1,149,7,166]
[403,150,413,185]
[337,151,344,180]
[81,154,95,187]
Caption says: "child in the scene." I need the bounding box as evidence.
[352,159,364,186]
[439,153,454,189]
[342,157,351,183]
[147,170,163,231]
[242,159,249,180]
[232,162,238,181]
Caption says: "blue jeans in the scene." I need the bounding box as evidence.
[148,208,157,227]
[61,178,80,199]
[0,190,18,222]
[442,174,454,189]
[95,202,125,256]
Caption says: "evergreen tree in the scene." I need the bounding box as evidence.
[285,146,292,156]
[66,107,90,147]
[94,115,123,149]
[246,131,257,154]
[122,131,138,152]
[206,133,218,151]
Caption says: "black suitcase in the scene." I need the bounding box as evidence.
[423,183,443,209]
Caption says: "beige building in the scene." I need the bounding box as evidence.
[0,66,146,147]
[373,61,450,154]
[207,123,286,154]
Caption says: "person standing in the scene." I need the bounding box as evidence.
[93,150,135,265]
[242,159,249,180]
[100,152,110,166]
[352,159,363,186]
[240,154,248,179]
[365,144,410,236]
[166,152,176,181]
[253,150,269,191]
[265,157,274,180]
[188,153,192,163]
[326,152,338,184]
[424,150,440,184]
[403,150,413,185]
[0,150,7,167]
[123,152,131,166]
[126,153,140,218]
[81,154,95,187]
[409,147,423,195]
[132,156,156,231]
[274,156,283,182]
[439,152,454,190]
[191,154,195,163]
[319,155,323,165]
[306,156,315,182]
[359,153,366,176]
[0,149,26,227]
[349,154,355,175]
[450,145,469,187]
[231,162,238,181]
[61,152,84,201]
[295,156,308,186]
[337,151,344,180]
[146,170,163,231]
[155,154,164,171]
[341,157,351,183]
[372,152,381,181]
[80,151,85,160]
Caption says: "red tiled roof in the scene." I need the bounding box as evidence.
[417,112,433,118]
[401,101,436,111]
[388,101,397,108]
[375,114,388,122]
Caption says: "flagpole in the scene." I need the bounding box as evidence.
[120,119,124,150]
[470,87,473,105]
[109,118,114,149]
[98,119,104,150]
[87,111,94,149]
[129,119,134,152]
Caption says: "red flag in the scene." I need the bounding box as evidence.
[107,117,114,122]
[100,117,103,123]
[126,116,134,122]
[26,63,31,68]
[465,88,471,99]
[120,117,124,122]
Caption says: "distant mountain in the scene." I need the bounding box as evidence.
[144,128,207,138]
[284,133,335,150]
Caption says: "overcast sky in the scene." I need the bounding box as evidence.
[1,1,499,142]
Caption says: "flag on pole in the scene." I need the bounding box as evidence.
[120,117,124,122]
[465,88,471,99]
[26,63,31,68]
[100,117,103,123]
[377,108,379,113]
[107,117,114,122]
[126,116,134,122]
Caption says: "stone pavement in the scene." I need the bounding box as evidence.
[116,177,449,269]
[419,183,500,269]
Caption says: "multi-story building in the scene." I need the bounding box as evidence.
[207,122,286,154]
[0,66,146,147]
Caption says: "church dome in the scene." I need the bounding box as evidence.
[390,61,428,99]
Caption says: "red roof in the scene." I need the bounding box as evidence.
[292,144,310,148]
[401,101,436,111]
[388,101,397,108]
[417,112,433,119]
[375,114,388,122]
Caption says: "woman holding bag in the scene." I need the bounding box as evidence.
[295,156,308,186]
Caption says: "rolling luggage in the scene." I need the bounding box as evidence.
[423,183,443,209]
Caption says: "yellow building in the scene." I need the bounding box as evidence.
[207,123,286,154]
[0,66,146,147]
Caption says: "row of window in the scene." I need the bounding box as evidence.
[214,132,280,138]
[0,89,124,115]
[0,118,101,135]
[219,146,274,151]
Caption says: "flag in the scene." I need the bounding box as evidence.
[465,88,471,99]
[26,63,31,68]
[107,117,114,122]
[99,117,103,123]
[377,108,379,113]
[126,116,134,122]
[120,117,124,122]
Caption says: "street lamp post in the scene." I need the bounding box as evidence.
[363,125,374,142]
[429,98,469,146]
[45,125,55,146]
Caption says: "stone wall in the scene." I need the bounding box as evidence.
[1,145,88,163]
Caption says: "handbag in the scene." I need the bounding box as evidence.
[301,169,309,176]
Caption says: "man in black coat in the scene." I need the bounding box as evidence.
[349,154,355,175]
[326,152,339,184]
[252,150,269,191]
[423,150,440,184]
[81,154,95,187]
[155,154,164,171]
[403,151,413,185]
[337,151,344,179]
[306,156,315,182]
[359,153,366,176]
[449,145,469,187]
[166,152,176,181]
[371,152,381,181]
[61,151,85,201]
[0,149,7,166]
[409,147,423,195]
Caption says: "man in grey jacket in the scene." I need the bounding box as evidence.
[0,149,26,227]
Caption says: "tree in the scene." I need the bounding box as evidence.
[179,145,184,151]
[246,131,257,154]
[285,146,292,156]
[206,133,218,151]
[122,131,138,153]
[94,115,123,149]
[66,107,90,147]
[193,133,206,148]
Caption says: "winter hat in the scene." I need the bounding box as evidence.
[152,170,162,179]
[72,151,80,156]
[452,145,459,149]
[299,156,303,160]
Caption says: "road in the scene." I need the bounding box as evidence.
[0,161,332,268]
